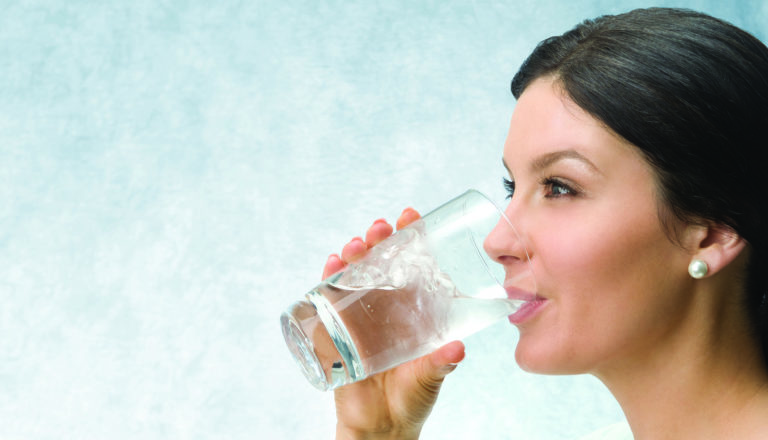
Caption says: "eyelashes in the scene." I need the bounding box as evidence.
[503,177,515,199]
[540,177,576,197]
[502,176,578,200]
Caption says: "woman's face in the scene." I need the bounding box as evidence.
[485,77,696,375]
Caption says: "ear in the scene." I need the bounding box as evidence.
[686,224,747,277]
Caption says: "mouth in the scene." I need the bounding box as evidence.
[504,286,539,302]
[505,286,547,325]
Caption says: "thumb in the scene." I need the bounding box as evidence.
[398,340,465,423]
[413,341,466,389]
[388,341,466,430]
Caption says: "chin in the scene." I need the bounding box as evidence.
[514,342,552,373]
[514,341,587,375]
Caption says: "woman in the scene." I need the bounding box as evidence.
[323,8,768,439]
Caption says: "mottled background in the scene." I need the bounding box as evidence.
[1,0,765,438]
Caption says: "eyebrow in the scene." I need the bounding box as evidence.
[503,149,602,176]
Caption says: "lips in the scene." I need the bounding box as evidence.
[505,286,547,325]
[504,286,538,302]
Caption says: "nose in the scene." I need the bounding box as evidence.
[483,203,530,266]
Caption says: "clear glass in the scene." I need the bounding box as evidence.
[280,189,535,391]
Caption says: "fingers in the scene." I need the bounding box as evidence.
[322,214,408,281]
[396,207,421,231]
[364,219,394,248]
[341,237,367,263]
[322,218,395,279]
[336,219,396,264]
[322,254,345,279]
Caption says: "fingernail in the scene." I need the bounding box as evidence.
[401,207,417,216]
[327,253,341,263]
[440,363,459,374]
[373,218,388,225]
[351,236,365,245]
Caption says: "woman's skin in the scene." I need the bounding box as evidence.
[326,77,768,439]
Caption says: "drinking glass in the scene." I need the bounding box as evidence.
[280,189,535,391]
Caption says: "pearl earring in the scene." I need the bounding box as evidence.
[688,259,708,279]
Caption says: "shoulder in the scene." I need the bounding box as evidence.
[576,421,633,440]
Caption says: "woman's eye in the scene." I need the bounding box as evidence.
[542,177,575,198]
[503,177,515,199]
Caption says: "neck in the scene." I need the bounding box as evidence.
[593,286,768,439]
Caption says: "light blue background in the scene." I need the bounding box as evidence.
[1,1,765,438]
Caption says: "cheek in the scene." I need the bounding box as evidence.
[532,221,617,288]
[518,210,689,371]
[529,205,672,292]
[527,208,683,335]
[514,231,648,373]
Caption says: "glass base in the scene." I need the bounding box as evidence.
[280,309,330,391]
[280,294,363,391]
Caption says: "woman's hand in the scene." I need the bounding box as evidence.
[324,208,466,440]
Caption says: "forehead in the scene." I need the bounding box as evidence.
[504,77,638,168]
